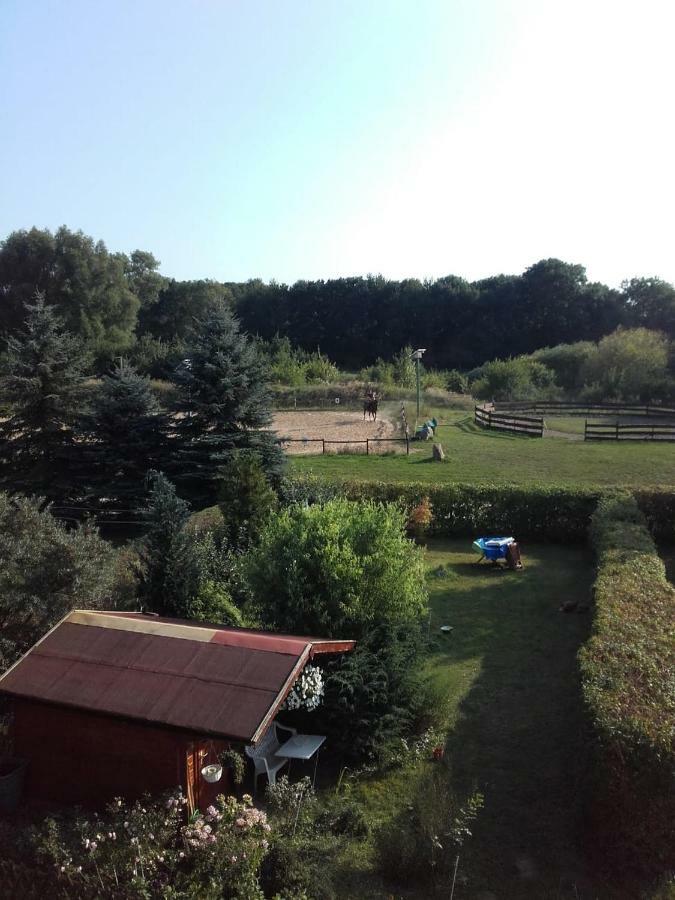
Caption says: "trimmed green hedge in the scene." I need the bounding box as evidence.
[341,481,602,541]
[579,493,675,878]
[280,476,675,541]
[283,477,601,540]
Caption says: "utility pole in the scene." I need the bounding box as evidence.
[411,348,426,422]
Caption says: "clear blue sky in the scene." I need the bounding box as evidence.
[1,0,673,287]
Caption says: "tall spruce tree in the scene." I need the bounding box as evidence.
[81,359,167,503]
[170,302,284,501]
[138,470,191,613]
[0,292,89,496]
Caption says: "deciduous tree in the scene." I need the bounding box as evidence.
[0,493,117,672]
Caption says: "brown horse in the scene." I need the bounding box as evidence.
[363,398,378,421]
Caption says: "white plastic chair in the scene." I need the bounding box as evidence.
[245,721,297,794]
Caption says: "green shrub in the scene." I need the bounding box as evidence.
[393,346,416,389]
[374,768,483,890]
[245,499,427,639]
[472,356,559,401]
[579,492,675,879]
[532,341,595,393]
[421,369,448,390]
[260,839,317,899]
[359,359,395,386]
[304,351,339,384]
[580,327,671,402]
[309,624,437,762]
[315,796,369,837]
[445,369,469,394]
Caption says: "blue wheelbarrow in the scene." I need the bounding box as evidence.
[472,537,523,570]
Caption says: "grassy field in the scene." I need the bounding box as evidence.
[329,539,621,899]
[290,409,675,486]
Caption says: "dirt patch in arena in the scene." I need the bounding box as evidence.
[271,410,400,454]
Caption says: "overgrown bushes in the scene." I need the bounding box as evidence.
[374,769,483,891]
[579,493,675,879]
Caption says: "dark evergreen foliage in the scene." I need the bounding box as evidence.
[216,451,278,549]
[79,359,168,503]
[138,471,244,624]
[170,302,284,501]
[313,624,430,761]
[0,292,89,496]
[138,471,191,613]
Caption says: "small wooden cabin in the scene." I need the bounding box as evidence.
[0,610,354,810]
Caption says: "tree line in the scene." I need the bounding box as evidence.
[1,226,674,373]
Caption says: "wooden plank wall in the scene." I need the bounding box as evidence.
[474,404,544,437]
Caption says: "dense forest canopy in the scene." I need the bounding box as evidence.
[1,226,674,371]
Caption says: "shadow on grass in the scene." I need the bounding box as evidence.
[450,415,534,441]
[427,542,625,899]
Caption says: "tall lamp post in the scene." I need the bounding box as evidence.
[411,348,426,422]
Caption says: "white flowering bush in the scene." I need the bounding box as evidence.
[34,790,273,898]
[282,664,324,712]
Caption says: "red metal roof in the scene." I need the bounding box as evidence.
[0,611,354,743]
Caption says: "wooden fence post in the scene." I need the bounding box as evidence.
[366,439,369,455]
[615,423,619,441]
[322,439,325,454]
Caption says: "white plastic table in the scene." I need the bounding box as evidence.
[275,734,326,786]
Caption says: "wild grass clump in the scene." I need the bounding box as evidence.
[374,767,483,893]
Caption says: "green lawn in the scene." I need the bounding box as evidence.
[543,415,587,435]
[291,409,675,487]
[332,540,622,899]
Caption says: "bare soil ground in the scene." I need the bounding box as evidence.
[271,409,400,454]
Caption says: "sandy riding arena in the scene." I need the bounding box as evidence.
[271,409,400,454]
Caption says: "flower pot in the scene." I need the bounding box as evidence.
[0,756,27,813]
[201,763,223,783]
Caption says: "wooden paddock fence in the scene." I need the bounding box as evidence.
[584,421,675,442]
[474,403,544,438]
[497,400,675,418]
[275,436,410,455]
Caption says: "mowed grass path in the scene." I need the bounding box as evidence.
[336,540,613,899]
[290,410,675,486]
[425,540,607,898]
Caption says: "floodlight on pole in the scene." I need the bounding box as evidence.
[410,349,426,420]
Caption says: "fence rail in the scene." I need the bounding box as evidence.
[498,400,675,418]
[474,404,544,437]
[275,436,410,455]
[584,421,675,442]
